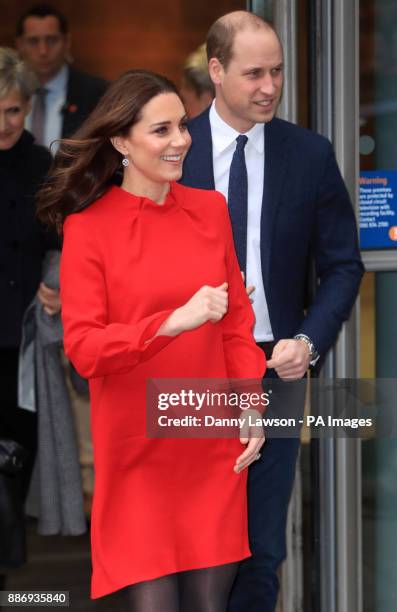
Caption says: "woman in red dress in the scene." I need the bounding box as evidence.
[37,70,266,611]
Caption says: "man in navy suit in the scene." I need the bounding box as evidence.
[181,11,363,612]
[16,3,108,149]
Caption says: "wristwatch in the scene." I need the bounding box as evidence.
[294,334,320,367]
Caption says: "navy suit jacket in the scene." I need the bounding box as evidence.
[181,108,364,357]
[61,67,108,138]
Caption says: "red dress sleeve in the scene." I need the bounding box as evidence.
[60,213,175,379]
[217,193,267,380]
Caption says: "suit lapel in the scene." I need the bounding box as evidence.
[61,67,82,138]
[260,118,290,293]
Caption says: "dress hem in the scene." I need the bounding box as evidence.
[90,550,251,599]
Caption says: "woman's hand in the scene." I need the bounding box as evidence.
[158,282,228,336]
[37,282,61,316]
[234,409,265,473]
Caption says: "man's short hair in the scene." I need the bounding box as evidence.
[206,11,279,70]
[16,3,68,37]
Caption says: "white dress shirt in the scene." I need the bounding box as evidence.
[209,101,273,342]
[26,64,68,154]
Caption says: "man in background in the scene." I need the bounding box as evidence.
[182,11,363,611]
[16,3,107,151]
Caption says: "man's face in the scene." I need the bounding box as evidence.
[209,27,284,133]
[16,16,70,83]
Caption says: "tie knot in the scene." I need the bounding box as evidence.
[236,134,248,150]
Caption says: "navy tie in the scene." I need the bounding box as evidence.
[228,134,248,280]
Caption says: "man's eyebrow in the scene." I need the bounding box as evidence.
[25,34,60,40]
[243,62,284,70]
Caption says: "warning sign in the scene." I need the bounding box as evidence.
[360,171,397,249]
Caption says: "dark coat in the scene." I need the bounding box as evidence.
[61,67,108,138]
[0,130,55,569]
[0,130,56,348]
[181,109,364,357]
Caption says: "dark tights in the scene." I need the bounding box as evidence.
[126,562,238,612]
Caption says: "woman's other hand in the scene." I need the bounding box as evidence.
[234,409,265,473]
[37,282,61,316]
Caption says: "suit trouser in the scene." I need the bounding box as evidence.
[228,347,303,612]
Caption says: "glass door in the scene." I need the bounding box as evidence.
[360,2,397,611]
[251,3,367,611]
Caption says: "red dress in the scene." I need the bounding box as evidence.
[60,182,266,598]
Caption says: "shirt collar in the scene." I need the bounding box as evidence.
[209,100,264,155]
[43,63,68,95]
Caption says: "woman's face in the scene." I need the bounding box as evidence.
[0,88,30,151]
[117,92,191,187]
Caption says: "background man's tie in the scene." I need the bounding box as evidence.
[228,134,248,281]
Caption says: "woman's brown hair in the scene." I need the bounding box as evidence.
[36,69,178,231]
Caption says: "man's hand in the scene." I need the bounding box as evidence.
[37,282,61,316]
[266,339,310,380]
[246,285,255,303]
[234,409,265,473]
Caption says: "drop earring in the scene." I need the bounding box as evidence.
[122,155,129,167]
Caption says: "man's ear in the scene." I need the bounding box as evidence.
[110,136,126,155]
[208,57,224,86]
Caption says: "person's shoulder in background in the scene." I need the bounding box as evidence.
[66,66,108,102]
[62,67,109,137]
